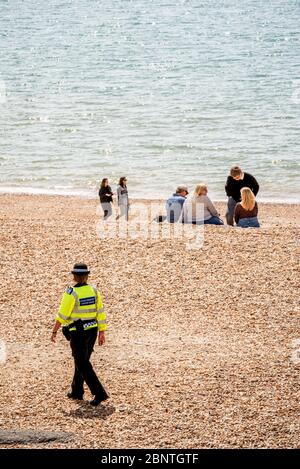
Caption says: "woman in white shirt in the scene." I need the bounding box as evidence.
[116,176,129,221]
[183,183,224,225]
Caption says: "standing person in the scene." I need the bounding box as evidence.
[51,263,109,406]
[166,185,189,223]
[234,187,260,228]
[117,177,129,221]
[225,166,259,226]
[183,183,224,225]
[99,178,114,220]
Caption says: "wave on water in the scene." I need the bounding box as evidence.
[0,185,299,205]
[0,186,94,198]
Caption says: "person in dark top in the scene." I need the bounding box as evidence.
[234,187,260,228]
[99,178,114,219]
[225,166,259,226]
[166,185,189,223]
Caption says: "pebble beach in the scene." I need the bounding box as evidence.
[0,193,299,448]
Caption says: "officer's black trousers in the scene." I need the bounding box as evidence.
[70,327,108,399]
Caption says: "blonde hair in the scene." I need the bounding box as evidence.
[193,183,208,197]
[241,187,256,211]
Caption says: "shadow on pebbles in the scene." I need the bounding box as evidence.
[0,429,73,445]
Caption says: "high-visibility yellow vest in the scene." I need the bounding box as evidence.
[55,284,106,332]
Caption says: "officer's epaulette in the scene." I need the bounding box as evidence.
[66,286,74,295]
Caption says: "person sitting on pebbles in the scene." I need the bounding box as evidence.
[234,187,260,228]
[166,185,189,223]
[183,183,224,225]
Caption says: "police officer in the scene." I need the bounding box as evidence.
[51,263,109,406]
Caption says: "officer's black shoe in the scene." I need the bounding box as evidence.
[67,391,83,400]
[90,395,108,406]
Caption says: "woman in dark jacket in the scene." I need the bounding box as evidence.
[99,178,114,219]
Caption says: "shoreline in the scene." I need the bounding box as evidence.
[1,188,300,205]
[2,193,300,231]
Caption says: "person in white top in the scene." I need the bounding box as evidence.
[183,183,224,225]
[116,176,129,221]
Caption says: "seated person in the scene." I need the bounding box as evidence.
[183,183,224,225]
[234,187,260,228]
[166,185,189,223]
[225,166,259,226]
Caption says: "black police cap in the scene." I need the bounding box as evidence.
[71,263,90,274]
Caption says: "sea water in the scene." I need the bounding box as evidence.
[0,0,299,201]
